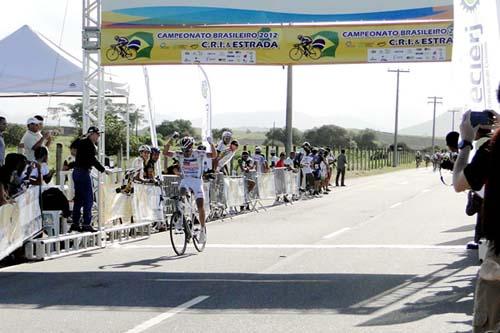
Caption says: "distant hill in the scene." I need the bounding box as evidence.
[163,111,376,131]
[374,131,445,150]
[400,111,462,137]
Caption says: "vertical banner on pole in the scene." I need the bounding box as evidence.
[454,0,500,110]
[199,66,212,146]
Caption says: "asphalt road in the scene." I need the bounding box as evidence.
[0,168,479,333]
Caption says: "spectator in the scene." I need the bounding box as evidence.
[214,131,232,172]
[34,115,53,149]
[19,117,51,162]
[269,149,279,168]
[34,115,44,129]
[131,145,151,181]
[215,140,239,175]
[276,152,286,168]
[453,110,500,333]
[325,148,336,187]
[166,159,180,176]
[252,146,268,173]
[0,116,6,166]
[311,148,322,195]
[300,144,314,193]
[238,151,256,209]
[70,127,109,233]
[29,147,54,185]
[336,149,348,187]
[63,139,79,171]
[0,153,29,202]
[285,151,296,171]
[216,131,233,154]
[145,147,161,178]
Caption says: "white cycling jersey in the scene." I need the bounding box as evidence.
[175,150,208,179]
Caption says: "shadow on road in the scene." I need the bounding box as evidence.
[357,252,476,329]
[0,252,476,332]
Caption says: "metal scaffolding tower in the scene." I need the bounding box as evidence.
[82,0,105,231]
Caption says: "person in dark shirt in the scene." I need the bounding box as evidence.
[453,110,500,332]
[70,127,108,233]
[0,153,29,205]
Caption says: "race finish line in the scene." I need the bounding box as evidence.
[119,244,465,250]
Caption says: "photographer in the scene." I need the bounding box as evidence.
[453,110,500,333]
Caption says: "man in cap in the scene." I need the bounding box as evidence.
[70,126,109,233]
[19,117,51,162]
[252,146,268,173]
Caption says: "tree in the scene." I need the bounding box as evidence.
[264,127,303,146]
[61,100,83,127]
[353,129,378,149]
[4,124,25,146]
[156,119,196,138]
[304,125,350,148]
[110,103,146,136]
[104,113,127,155]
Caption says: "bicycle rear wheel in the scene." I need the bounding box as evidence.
[170,212,187,255]
[192,217,206,252]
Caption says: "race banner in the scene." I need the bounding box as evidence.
[102,0,453,26]
[100,22,453,66]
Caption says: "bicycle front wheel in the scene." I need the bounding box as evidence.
[289,47,303,61]
[192,217,206,252]
[106,47,119,61]
[170,212,187,255]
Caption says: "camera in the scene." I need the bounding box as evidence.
[470,110,495,127]
[440,154,456,171]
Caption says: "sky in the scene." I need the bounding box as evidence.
[0,0,462,133]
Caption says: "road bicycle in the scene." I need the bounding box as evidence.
[168,190,206,256]
[105,44,137,62]
[289,44,321,61]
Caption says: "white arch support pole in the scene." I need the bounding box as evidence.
[82,0,105,235]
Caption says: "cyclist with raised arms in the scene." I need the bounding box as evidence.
[163,134,216,243]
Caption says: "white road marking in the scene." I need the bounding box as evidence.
[124,296,209,333]
[323,227,351,239]
[421,189,431,193]
[390,202,402,209]
[397,181,409,185]
[153,278,333,283]
[121,244,464,250]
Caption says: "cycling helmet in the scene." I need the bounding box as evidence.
[302,142,311,148]
[150,147,160,154]
[297,35,303,40]
[222,131,232,139]
[255,146,262,153]
[180,136,195,152]
[114,35,120,41]
[138,145,151,153]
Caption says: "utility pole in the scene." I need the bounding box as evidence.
[285,66,293,155]
[388,69,410,167]
[448,108,460,132]
[428,96,443,153]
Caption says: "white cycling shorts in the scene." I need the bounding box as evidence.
[179,178,204,200]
